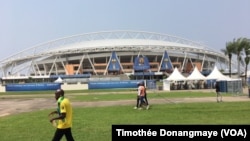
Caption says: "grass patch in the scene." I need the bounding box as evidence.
[0,101,250,141]
[71,91,230,102]
[0,90,239,102]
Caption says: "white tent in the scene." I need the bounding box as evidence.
[206,66,231,81]
[163,67,186,91]
[54,77,63,83]
[166,67,187,81]
[186,66,206,80]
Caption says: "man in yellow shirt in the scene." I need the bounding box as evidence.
[49,89,75,141]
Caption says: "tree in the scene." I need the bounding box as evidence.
[242,38,250,86]
[244,56,250,86]
[234,38,247,78]
[221,41,235,77]
[223,38,246,78]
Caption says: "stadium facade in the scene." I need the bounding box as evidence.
[0,30,230,82]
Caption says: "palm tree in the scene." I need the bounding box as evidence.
[244,56,250,86]
[242,38,250,86]
[224,38,247,78]
[221,41,235,77]
[234,38,247,78]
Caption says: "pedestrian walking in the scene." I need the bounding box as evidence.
[215,81,222,102]
[49,89,75,141]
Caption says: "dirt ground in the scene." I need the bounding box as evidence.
[1,89,250,117]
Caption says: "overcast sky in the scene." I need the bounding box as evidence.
[1,0,249,60]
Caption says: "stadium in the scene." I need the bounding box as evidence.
[0,30,230,86]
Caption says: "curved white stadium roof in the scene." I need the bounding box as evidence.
[0,30,232,77]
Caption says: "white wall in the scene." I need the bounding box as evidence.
[0,85,6,92]
[163,80,170,91]
[61,83,88,90]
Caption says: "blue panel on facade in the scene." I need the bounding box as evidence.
[88,80,141,89]
[108,51,121,71]
[6,83,61,91]
[160,51,173,71]
[133,56,150,71]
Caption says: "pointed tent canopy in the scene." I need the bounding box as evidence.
[54,77,63,83]
[186,66,206,80]
[166,67,187,81]
[206,66,231,80]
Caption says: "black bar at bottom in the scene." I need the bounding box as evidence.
[112,124,250,141]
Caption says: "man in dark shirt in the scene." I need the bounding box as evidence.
[215,81,222,102]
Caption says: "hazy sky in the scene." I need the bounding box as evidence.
[1,0,249,60]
